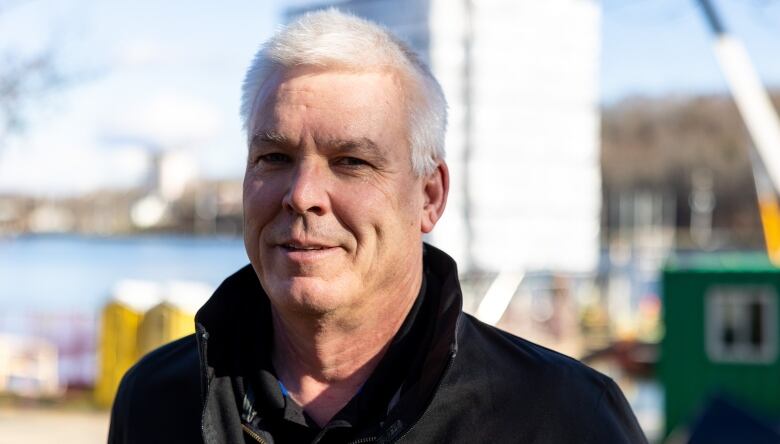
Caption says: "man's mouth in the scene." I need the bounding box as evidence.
[280,241,334,252]
[283,243,326,251]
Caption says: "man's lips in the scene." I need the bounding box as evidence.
[274,242,340,264]
[278,241,336,251]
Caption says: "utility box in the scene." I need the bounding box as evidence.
[136,302,194,356]
[136,281,212,356]
[660,254,780,436]
[94,300,147,408]
[94,281,162,408]
[94,280,211,408]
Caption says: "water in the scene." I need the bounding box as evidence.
[0,234,249,314]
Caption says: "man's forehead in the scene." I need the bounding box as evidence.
[255,66,404,108]
[248,104,381,149]
[247,68,409,153]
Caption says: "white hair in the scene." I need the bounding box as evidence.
[240,8,447,176]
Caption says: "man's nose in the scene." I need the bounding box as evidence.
[283,161,329,216]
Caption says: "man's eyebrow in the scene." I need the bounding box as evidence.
[250,133,383,157]
[250,131,289,147]
[325,137,381,155]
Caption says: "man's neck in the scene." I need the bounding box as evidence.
[270,274,421,427]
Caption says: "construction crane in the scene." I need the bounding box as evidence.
[695,0,780,264]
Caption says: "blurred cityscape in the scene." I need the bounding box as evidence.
[2,0,780,443]
[0,160,244,237]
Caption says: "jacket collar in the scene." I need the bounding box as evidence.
[195,243,464,442]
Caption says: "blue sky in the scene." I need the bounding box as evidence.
[1,0,779,195]
[602,0,780,101]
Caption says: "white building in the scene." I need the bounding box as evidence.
[287,0,601,275]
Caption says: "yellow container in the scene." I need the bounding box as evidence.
[136,301,196,356]
[93,280,211,408]
[94,301,145,408]
[94,280,163,408]
[135,281,212,356]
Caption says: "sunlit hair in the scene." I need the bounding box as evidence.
[240,8,447,176]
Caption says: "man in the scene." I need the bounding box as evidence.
[109,9,647,444]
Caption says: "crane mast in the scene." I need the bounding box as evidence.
[696,0,780,263]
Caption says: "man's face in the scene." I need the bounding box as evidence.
[243,67,434,317]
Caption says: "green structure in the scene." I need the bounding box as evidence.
[661,253,780,436]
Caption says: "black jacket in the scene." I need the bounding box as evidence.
[108,245,647,443]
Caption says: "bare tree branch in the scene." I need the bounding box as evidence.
[0,47,66,138]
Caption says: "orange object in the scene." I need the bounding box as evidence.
[758,197,780,266]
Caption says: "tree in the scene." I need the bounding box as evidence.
[0,47,65,140]
[0,0,69,144]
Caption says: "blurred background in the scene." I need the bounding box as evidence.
[1,0,780,442]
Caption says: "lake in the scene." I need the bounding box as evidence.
[0,234,249,314]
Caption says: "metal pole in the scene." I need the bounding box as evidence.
[694,0,780,195]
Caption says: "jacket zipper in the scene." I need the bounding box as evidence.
[196,327,212,444]
[242,423,269,444]
[347,437,377,444]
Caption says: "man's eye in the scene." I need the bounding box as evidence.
[335,157,369,167]
[258,153,291,164]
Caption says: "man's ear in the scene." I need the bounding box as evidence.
[421,161,449,233]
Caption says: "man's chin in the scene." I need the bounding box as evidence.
[264,275,349,315]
